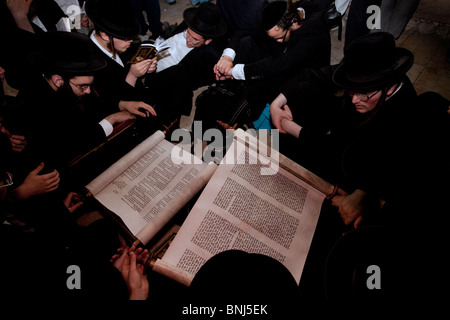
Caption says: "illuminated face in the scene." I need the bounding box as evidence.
[112,37,133,54]
[69,76,95,98]
[266,25,291,43]
[348,90,383,114]
[185,28,208,48]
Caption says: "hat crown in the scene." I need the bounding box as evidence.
[194,3,221,27]
[344,32,397,81]
[184,3,227,38]
[332,32,414,91]
[262,0,287,30]
[29,32,106,75]
[86,0,140,38]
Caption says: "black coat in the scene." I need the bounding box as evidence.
[15,76,107,177]
[224,5,331,115]
[91,43,147,115]
[280,68,419,200]
[229,7,331,81]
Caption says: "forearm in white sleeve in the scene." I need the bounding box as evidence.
[221,48,236,60]
[98,119,114,137]
[231,64,246,80]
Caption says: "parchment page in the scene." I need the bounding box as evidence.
[88,136,214,244]
[86,130,165,195]
[155,133,325,285]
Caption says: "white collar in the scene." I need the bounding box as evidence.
[90,31,124,67]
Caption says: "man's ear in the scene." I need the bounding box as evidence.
[204,39,213,46]
[51,75,64,88]
[98,31,110,42]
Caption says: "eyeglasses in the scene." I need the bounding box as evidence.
[348,90,380,102]
[184,29,205,46]
[0,172,13,189]
[69,81,94,93]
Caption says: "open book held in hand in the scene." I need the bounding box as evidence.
[129,38,170,63]
[86,128,335,286]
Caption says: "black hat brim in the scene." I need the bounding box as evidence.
[28,51,106,76]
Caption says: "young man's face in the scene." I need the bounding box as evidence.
[185,28,210,48]
[112,37,133,54]
[266,25,291,43]
[348,90,382,114]
[68,76,95,98]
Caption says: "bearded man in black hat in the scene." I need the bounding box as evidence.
[270,32,426,229]
[267,33,450,307]
[12,31,135,186]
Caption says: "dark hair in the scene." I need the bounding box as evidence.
[277,1,306,30]
[94,27,119,59]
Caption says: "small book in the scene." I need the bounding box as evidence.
[129,38,170,64]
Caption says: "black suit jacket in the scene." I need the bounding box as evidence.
[16,76,107,177]
[238,9,331,81]
[91,43,147,115]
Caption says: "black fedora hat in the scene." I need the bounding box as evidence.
[28,31,106,76]
[332,32,414,91]
[262,0,288,31]
[86,0,140,39]
[183,2,227,38]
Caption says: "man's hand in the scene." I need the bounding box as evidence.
[111,245,150,300]
[331,188,367,228]
[8,134,27,152]
[127,57,157,86]
[270,93,293,134]
[214,56,234,81]
[0,123,27,152]
[118,101,157,118]
[121,251,150,300]
[63,192,84,213]
[105,110,135,126]
[13,163,60,200]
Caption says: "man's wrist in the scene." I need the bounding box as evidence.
[99,118,114,136]
[231,64,245,80]
[221,48,236,61]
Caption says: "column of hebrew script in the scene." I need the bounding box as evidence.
[154,134,326,285]
[87,131,216,244]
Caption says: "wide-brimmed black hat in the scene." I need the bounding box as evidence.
[183,2,227,38]
[28,31,106,76]
[262,0,287,31]
[86,0,140,39]
[333,32,414,91]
